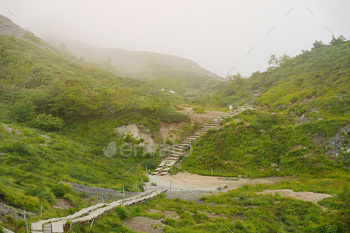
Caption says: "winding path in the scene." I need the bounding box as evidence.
[152,100,259,176]
[31,90,262,233]
[31,189,166,233]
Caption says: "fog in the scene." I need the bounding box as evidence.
[1,0,350,77]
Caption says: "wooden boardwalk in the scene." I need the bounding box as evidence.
[152,103,257,176]
[31,189,166,233]
[153,88,262,176]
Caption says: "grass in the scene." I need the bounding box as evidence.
[72,174,350,232]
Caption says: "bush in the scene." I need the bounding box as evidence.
[0,186,40,212]
[115,206,131,220]
[31,113,64,131]
[26,187,56,205]
[306,221,346,233]
[193,106,206,114]
[63,194,80,207]
[192,212,209,223]
[51,183,72,198]
[9,99,36,123]
[162,217,177,227]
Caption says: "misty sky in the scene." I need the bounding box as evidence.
[1,0,350,77]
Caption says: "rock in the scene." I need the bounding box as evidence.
[317,118,322,121]
[326,124,350,161]
[115,124,156,153]
[338,95,343,100]
[270,163,278,167]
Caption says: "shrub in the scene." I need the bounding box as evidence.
[9,99,36,123]
[193,106,206,114]
[26,187,56,205]
[162,217,177,227]
[63,194,80,207]
[31,113,65,131]
[115,206,131,220]
[192,212,209,223]
[51,183,72,198]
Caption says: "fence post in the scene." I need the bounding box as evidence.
[90,219,94,230]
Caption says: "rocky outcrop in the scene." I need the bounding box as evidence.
[326,124,350,163]
[115,124,157,153]
[0,14,26,38]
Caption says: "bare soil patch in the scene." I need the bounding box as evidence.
[158,108,226,143]
[259,189,332,210]
[179,107,226,125]
[123,216,165,233]
[54,199,73,209]
[149,209,179,219]
[147,172,289,192]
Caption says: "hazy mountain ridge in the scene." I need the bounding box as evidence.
[44,36,222,82]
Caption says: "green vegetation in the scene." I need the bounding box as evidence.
[183,36,350,178]
[183,111,349,177]
[52,39,223,96]
[0,34,187,230]
[75,177,349,232]
[1,21,349,232]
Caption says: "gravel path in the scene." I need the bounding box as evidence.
[146,172,288,192]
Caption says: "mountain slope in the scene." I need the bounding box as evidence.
[44,36,223,95]
[0,16,189,226]
[183,37,350,178]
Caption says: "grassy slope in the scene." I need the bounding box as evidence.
[48,38,223,96]
[0,34,189,230]
[173,40,350,232]
[183,39,350,178]
[28,39,349,233]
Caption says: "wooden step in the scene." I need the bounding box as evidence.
[170,151,183,156]
[166,156,180,160]
[172,147,184,152]
[194,131,205,134]
[182,139,195,142]
[176,145,189,149]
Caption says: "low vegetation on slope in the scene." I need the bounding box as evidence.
[191,36,350,114]
[75,178,349,232]
[183,111,349,177]
[0,34,189,226]
[49,39,223,96]
[183,36,350,177]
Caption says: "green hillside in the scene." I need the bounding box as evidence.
[1,14,350,232]
[0,34,190,221]
[183,36,350,177]
[45,38,223,96]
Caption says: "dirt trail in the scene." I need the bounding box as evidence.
[180,107,227,125]
[146,172,288,192]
